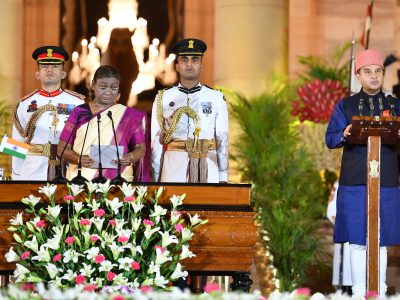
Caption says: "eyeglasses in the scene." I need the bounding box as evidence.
[361,68,384,77]
[96,86,119,94]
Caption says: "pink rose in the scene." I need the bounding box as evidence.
[112,296,125,300]
[21,251,30,260]
[79,219,91,226]
[140,286,153,293]
[143,219,154,226]
[21,283,35,291]
[131,261,140,270]
[175,223,183,232]
[63,195,74,202]
[84,284,97,292]
[118,236,129,243]
[296,288,311,297]
[36,220,46,228]
[154,245,165,253]
[75,274,86,284]
[65,236,75,244]
[95,254,105,264]
[52,253,62,262]
[204,283,220,293]
[124,196,135,202]
[365,291,379,300]
[108,220,117,226]
[90,235,99,242]
[107,271,116,281]
[94,209,105,217]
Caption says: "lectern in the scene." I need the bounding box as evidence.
[348,115,400,293]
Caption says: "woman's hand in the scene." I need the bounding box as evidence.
[113,154,132,166]
[80,155,95,168]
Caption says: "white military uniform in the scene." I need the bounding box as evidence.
[12,89,84,180]
[151,83,228,183]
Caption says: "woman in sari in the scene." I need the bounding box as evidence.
[57,65,150,182]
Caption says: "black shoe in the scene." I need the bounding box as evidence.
[341,286,352,296]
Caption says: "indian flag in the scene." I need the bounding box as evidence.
[0,135,30,159]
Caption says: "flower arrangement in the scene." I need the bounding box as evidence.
[5,181,206,291]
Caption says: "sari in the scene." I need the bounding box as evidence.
[59,103,150,182]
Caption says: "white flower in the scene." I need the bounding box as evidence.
[114,219,126,231]
[150,204,167,224]
[84,247,100,260]
[32,246,51,262]
[147,261,160,274]
[107,197,123,214]
[170,263,188,280]
[118,257,134,271]
[47,205,62,219]
[160,231,178,248]
[101,232,116,246]
[24,235,39,252]
[170,211,181,224]
[43,226,64,250]
[63,249,82,263]
[79,262,95,277]
[108,242,125,260]
[131,218,141,232]
[120,182,136,196]
[86,181,98,194]
[73,201,83,213]
[179,245,196,260]
[170,194,185,208]
[136,186,147,198]
[189,213,203,226]
[129,245,143,257]
[89,277,104,287]
[114,273,128,286]
[10,212,23,226]
[99,260,117,272]
[116,229,132,239]
[154,270,169,288]
[93,217,105,232]
[14,263,30,281]
[69,183,84,197]
[39,184,57,198]
[131,202,144,214]
[96,180,113,194]
[141,277,154,286]
[144,226,161,239]
[61,269,75,282]
[21,194,41,207]
[5,247,19,262]
[88,198,100,211]
[181,228,194,242]
[155,248,172,265]
[45,263,61,279]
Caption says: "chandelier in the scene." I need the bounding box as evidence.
[69,0,177,106]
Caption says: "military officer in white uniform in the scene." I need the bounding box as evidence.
[12,46,85,181]
[151,38,228,183]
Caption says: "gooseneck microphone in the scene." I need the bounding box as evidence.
[92,113,107,183]
[54,115,82,182]
[71,115,91,184]
[107,111,126,185]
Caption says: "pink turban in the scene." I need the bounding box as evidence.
[355,49,384,74]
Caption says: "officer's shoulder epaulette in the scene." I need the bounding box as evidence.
[64,89,86,100]
[19,89,39,102]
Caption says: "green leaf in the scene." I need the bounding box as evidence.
[13,233,23,244]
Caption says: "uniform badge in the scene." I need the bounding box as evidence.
[57,103,76,115]
[201,102,212,114]
[169,101,175,107]
[27,100,38,112]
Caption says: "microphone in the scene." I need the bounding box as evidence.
[71,115,91,184]
[107,111,126,185]
[53,115,82,183]
[92,113,107,183]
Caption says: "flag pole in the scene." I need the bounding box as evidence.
[349,33,356,96]
[366,0,374,49]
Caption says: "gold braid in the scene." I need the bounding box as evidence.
[12,103,58,144]
[156,89,201,144]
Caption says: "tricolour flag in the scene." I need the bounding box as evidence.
[0,135,30,159]
[360,0,374,49]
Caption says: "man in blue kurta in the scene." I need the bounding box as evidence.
[326,49,400,296]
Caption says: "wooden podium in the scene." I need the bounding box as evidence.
[348,116,400,293]
[0,181,257,291]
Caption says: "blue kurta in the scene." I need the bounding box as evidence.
[326,90,400,246]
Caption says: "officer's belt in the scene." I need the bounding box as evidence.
[28,143,58,165]
[163,139,216,152]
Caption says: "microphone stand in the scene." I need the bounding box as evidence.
[53,115,81,183]
[71,116,91,185]
[107,111,126,185]
[92,113,107,183]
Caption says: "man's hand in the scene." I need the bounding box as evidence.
[343,124,352,138]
